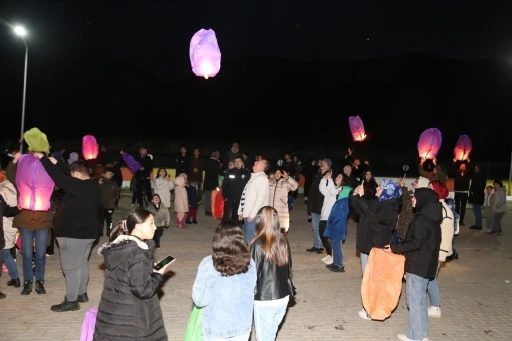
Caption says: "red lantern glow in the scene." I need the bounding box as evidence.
[16,154,55,211]
[453,135,472,161]
[349,116,366,142]
[417,128,442,159]
[82,135,98,160]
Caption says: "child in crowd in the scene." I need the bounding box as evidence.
[186,181,200,224]
[174,175,188,228]
[147,194,170,248]
[99,169,120,237]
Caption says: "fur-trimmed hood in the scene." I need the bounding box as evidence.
[98,235,153,271]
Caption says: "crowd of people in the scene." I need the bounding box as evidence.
[0,139,508,341]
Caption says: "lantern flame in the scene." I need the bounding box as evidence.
[453,135,472,161]
[348,116,366,142]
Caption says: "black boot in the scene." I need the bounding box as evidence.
[21,281,32,295]
[0,291,6,299]
[51,297,80,312]
[7,278,21,288]
[77,293,89,303]
[35,280,46,294]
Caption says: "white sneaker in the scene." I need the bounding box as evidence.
[428,306,441,318]
[358,309,371,320]
[397,334,429,341]
[322,255,333,264]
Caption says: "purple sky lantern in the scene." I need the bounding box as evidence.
[189,28,221,79]
[454,135,472,161]
[348,116,366,141]
[121,153,142,173]
[16,154,55,211]
[417,128,442,159]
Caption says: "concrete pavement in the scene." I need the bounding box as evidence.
[0,193,511,340]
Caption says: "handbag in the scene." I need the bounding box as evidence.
[184,305,203,341]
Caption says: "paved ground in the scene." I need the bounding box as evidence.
[1,192,511,341]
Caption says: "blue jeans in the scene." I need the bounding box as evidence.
[311,213,322,249]
[287,192,293,212]
[360,252,369,276]
[332,238,344,267]
[244,218,257,244]
[427,263,441,306]
[472,204,482,226]
[19,228,49,281]
[2,248,19,279]
[405,272,429,340]
[254,296,289,341]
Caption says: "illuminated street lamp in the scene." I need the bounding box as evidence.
[13,25,28,153]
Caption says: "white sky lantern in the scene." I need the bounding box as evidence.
[189,29,221,79]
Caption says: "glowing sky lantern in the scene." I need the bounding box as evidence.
[16,154,55,211]
[348,116,366,141]
[121,153,142,173]
[417,128,442,159]
[190,28,221,79]
[454,135,472,161]
[82,135,99,160]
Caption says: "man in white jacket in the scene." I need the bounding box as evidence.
[238,160,270,244]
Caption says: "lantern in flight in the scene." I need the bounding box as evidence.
[349,116,366,142]
[82,135,99,160]
[417,128,442,159]
[190,28,221,79]
[453,135,472,161]
[16,154,55,211]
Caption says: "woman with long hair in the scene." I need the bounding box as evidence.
[250,206,293,341]
[94,209,171,341]
[192,221,256,340]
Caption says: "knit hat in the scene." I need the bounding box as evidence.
[379,179,402,202]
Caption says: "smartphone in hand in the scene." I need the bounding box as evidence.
[154,255,176,270]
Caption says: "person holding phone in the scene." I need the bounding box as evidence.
[94,209,171,341]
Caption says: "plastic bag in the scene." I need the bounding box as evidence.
[361,248,405,321]
[184,305,203,341]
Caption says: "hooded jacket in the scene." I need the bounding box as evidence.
[391,188,442,280]
[94,235,167,341]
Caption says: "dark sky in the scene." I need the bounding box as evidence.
[1,0,511,81]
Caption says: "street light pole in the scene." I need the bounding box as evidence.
[13,25,28,153]
[20,39,28,153]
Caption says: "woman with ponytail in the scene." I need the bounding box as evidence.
[94,209,171,341]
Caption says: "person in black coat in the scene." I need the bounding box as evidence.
[0,194,20,299]
[385,187,442,341]
[203,151,223,216]
[94,209,172,341]
[468,163,487,230]
[222,157,250,221]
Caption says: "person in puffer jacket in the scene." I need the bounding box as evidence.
[94,209,172,341]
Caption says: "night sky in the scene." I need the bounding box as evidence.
[1,1,510,81]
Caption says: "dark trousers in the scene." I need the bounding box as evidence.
[99,209,114,236]
[153,226,164,246]
[46,228,55,255]
[223,199,240,221]
[319,220,332,256]
[136,178,152,206]
[454,192,469,224]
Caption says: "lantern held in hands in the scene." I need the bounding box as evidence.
[417,128,442,159]
[453,135,472,161]
[121,153,142,173]
[190,29,221,79]
[349,116,366,142]
[16,154,55,211]
[82,135,99,160]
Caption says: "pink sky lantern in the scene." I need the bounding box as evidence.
[82,135,99,160]
[454,135,472,161]
[417,128,442,159]
[189,28,221,79]
[348,116,366,141]
[16,154,55,211]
